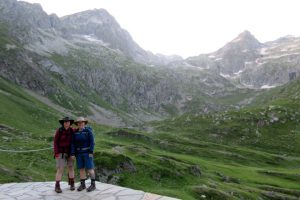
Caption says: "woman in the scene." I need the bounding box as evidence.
[70,117,96,192]
[53,117,75,193]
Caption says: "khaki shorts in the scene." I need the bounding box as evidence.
[55,153,74,168]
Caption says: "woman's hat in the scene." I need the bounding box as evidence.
[59,117,74,125]
[74,117,88,125]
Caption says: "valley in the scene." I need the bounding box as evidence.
[1,0,300,199]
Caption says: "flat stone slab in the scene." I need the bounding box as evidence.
[0,182,180,200]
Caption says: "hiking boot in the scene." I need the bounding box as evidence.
[86,183,96,192]
[77,180,86,192]
[55,184,62,193]
[69,178,75,191]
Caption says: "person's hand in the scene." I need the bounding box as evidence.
[70,156,75,160]
[89,154,93,158]
[54,154,59,159]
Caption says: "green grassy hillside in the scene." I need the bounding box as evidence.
[1,77,300,199]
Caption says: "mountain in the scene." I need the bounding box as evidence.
[184,30,300,89]
[212,30,262,75]
[0,0,61,43]
[1,0,299,123]
[2,1,300,199]
[60,9,180,65]
[0,0,246,126]
[239,35,300,88]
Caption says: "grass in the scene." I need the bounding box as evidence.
[1,70,300,199]
[1,12,300,199]
[0,78,60,134]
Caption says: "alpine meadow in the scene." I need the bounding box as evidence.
[1,0,300,199]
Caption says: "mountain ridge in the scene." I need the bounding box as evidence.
[0,0,244,126]
[1,1,300,199]
[0,0,299,123]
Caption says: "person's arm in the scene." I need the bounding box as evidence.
[88,128,95,154]
[53,129,59,158]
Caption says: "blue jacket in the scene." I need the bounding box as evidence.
[70,127,94,155]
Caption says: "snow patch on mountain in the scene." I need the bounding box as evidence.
[183,62,208,70]
[261,84,277,89]
[260,48,269,55]
[220,73,231,78]
[234,70,243,76]
[82,34,109,46]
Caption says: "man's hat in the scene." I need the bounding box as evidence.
[59,117,74,125]
[74,117,88,125]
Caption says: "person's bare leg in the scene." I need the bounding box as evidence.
[68,166,75,178]
[79,168,86,179]
[55,167,64,180]
[87,169,96,192]
[88,169,95,179]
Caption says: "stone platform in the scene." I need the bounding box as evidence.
[0,181,180,200]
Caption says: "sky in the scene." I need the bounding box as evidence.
[21,0,300,58]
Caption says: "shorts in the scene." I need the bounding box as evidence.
[76,153,94,170]
[55,153,74,168]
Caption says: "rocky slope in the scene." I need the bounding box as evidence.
[0,0,242,126]
[60,9,177,65]
[1,0,300,126]
[240,35,300,87]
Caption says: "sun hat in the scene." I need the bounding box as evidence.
[74,117,88,125]
[59,117,74,125]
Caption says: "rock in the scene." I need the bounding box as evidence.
[289,72,297,81]
[94,152,136,184]
[189,165,202,177]
[107,175,120,185]
[38,59,65,75]
[221,176,230,182]
[120,160,136,172]
[216,171,240,184]
[151,171,161,182]
[112,146,125,154]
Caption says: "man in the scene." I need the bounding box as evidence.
[71,117,96,192]
[53,117,75,193]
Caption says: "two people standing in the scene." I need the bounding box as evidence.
[53,117,96,193]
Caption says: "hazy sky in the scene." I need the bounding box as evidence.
[21,0,300,58]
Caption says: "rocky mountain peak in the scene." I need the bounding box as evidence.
[61,8,119,28]
[61,8,143,59]
[0,0,62,44]
[60,8,175,65]
[0,0,58,29]
[236,30,254,39]
[225,30,261,51]
[211,31,262,75]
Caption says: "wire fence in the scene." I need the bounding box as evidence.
[0,147,53,153]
